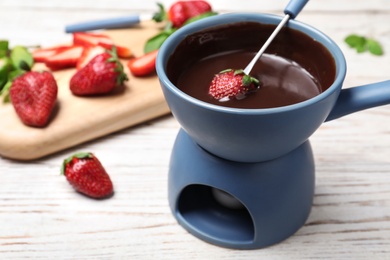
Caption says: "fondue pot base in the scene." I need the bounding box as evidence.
[168,129,315,249]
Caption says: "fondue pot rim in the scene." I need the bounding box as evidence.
[157,12,347,115]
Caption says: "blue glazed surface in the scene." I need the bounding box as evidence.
[284,0,309,18]
[168,129,315,249]
[156,13,390,162]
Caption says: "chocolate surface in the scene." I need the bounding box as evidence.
[167,22,336,109]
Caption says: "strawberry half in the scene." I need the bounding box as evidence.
[70,48,128,95]
[61,152,114,199]
[73,32,132,59]
[127,50,158,77]
[73,32,114,47]
[44,45,84,70]
[97,42,132,59]
[9,71,58,127]
[32,45,70,63]
[76,45,106,70]
[208,69,260,101]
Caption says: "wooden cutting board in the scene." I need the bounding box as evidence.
[0,21,171,161]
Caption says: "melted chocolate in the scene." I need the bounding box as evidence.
[167,22,336,109]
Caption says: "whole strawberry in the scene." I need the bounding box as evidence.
[69,48,128,95]
[153,1,213,28]
[10,71,58,127]
[209,69,260,101]
[168,0,212,28]
[61,152,114,199]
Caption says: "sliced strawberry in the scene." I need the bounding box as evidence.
[76,45,106,70]
[45,45,84,70]
[32,45,71,63]
[127,50,158,77]
[97,42,132,59]
[72,32,132,59]
[73,32,113,47]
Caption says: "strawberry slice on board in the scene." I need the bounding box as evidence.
[32,45,71,63]
[44,45,84,70]
[73,32,132,59]
[76,45,106,70]
[73,32,114,47]
[97,42,132,59]
[127,50,158,77]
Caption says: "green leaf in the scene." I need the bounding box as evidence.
[233,69,244,75]
[0,68,25,93]
[61,152,92,175]
[0,80,12,103]
[144,31,172,53]
[146,11,218,53]
[0,40,8,58]
[0,57,12,90]
[8,69,25,81]
[72,152,92,159]
[242,75,252,86]
[0,43,36,103]
[345,34,384,56]
[183,12,218,26]
[10,45,34,71]
[219,68,233,74]
[356,44,367,53]
[19,60,31,71]
[367,38,384,56]
[0,69,26,103]
[251,77,260,85]
[345,34,366,48]
[152,3,167,23]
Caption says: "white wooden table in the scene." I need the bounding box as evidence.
[1,0,390,259]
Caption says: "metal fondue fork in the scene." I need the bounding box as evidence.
[243,0,310,75]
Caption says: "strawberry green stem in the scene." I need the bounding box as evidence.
[106,46,128,85]
[152,3,167,23]
[61,152,92,175]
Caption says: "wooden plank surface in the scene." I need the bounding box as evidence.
[0,22,170,160]
[0,0,389,259]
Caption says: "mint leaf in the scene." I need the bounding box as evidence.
[0,57,12,90]
[367,39,384,56]
[0,40,8,58]
[10,46,34,70]
[345,34,366,48]
[144,31,173,53]
[0,69,26,103]
[345,34,384,56]
[0,80,12,103]
[0,42,34,103]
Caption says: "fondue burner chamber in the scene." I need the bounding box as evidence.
[168,129,315,249]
